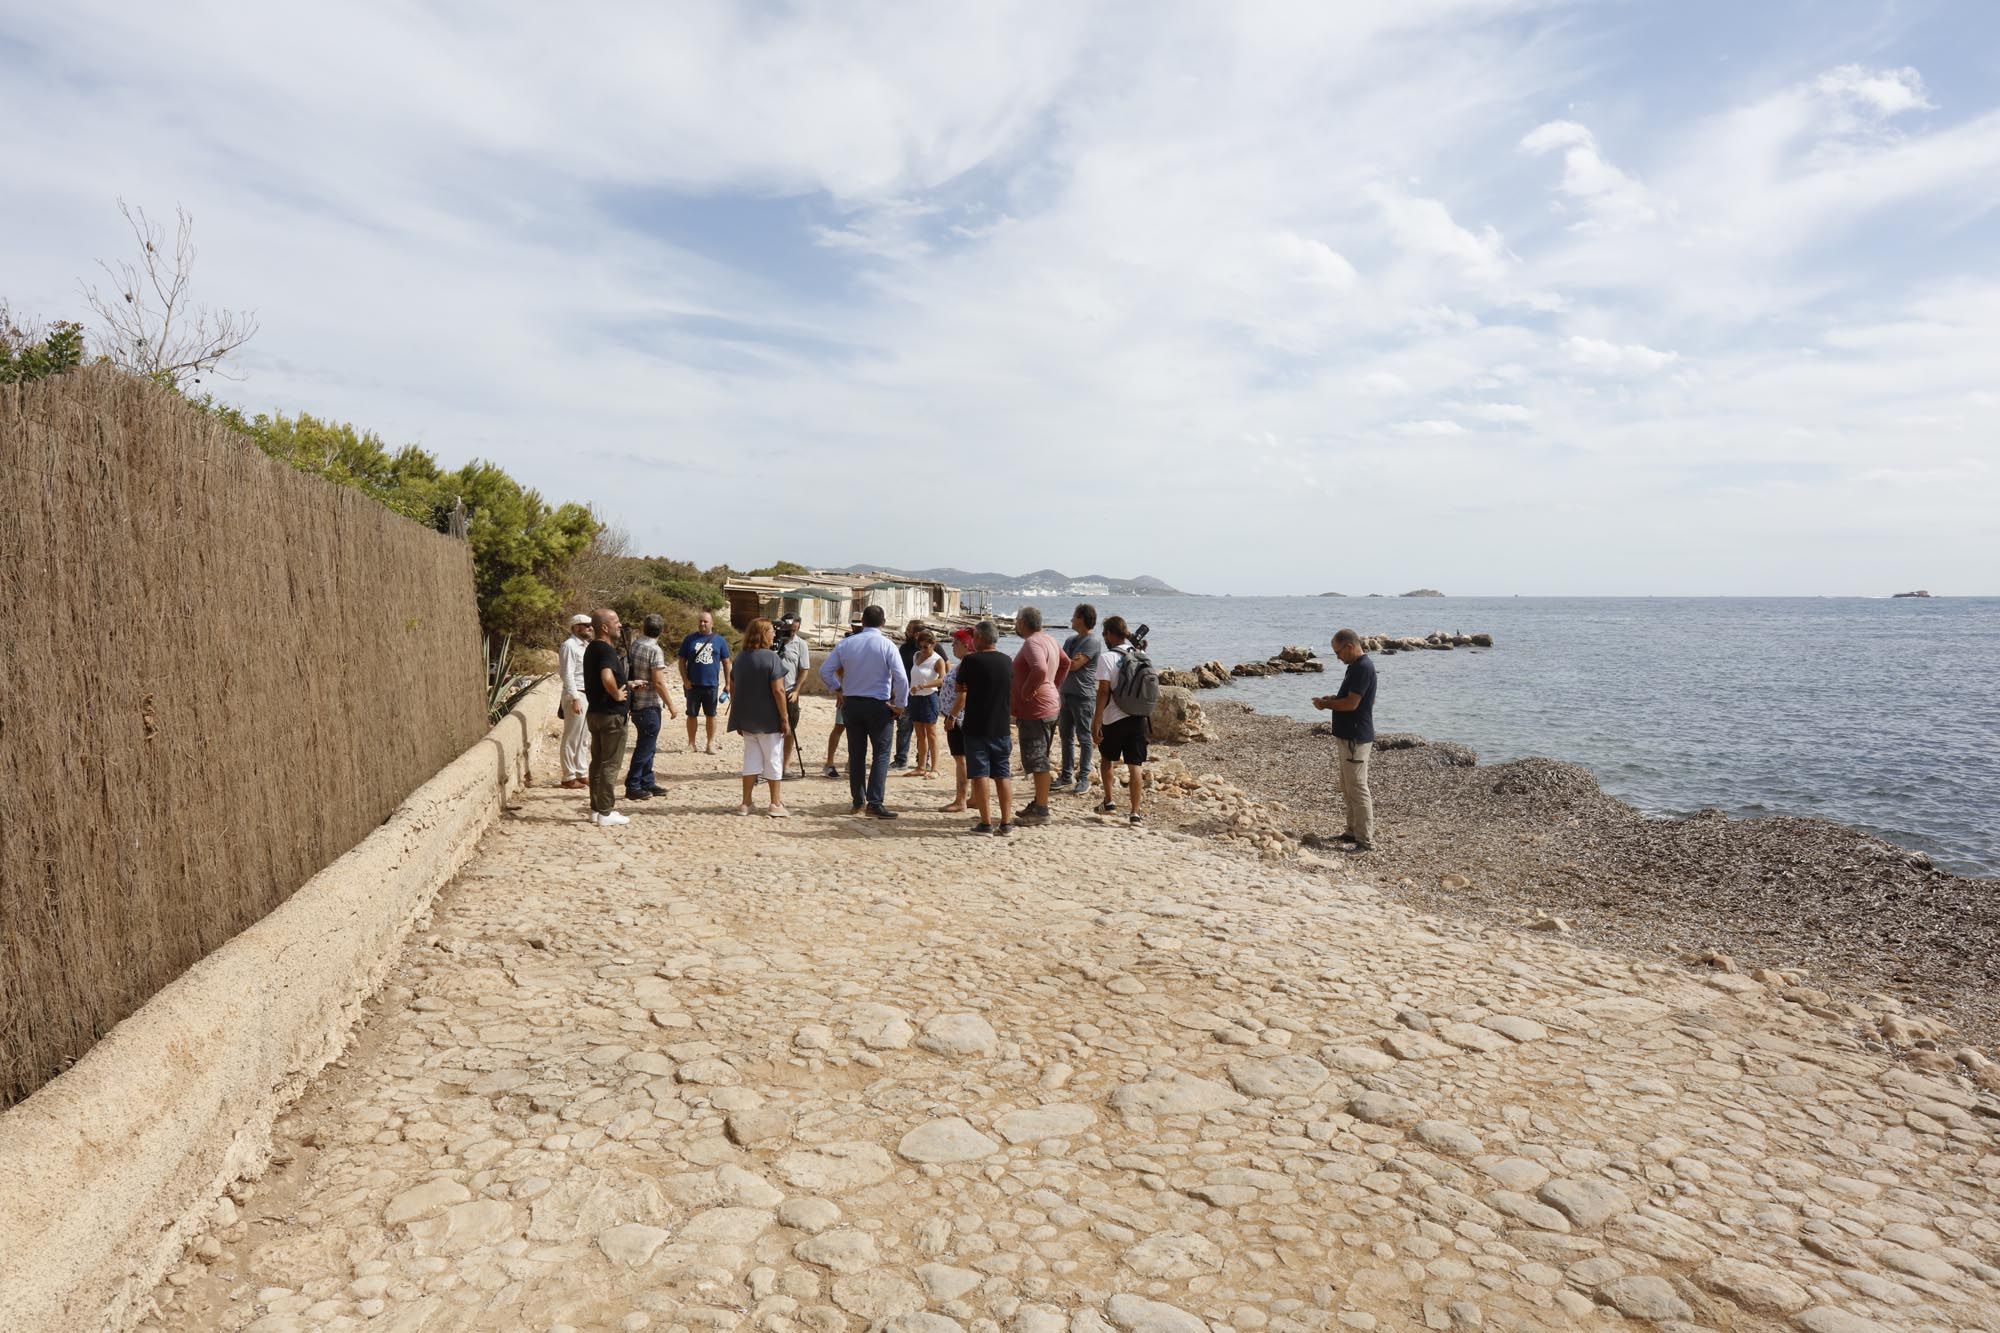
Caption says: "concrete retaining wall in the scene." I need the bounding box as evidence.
[0,679,559,1332]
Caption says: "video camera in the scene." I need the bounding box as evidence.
[1130,622,1150,651]
[773,617,798,655]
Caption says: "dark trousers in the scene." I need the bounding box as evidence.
[586,712,629,814]
[624,706,661,796]
[893,709,914,765]
[844,696,895,809]
[1057,692,1095,783]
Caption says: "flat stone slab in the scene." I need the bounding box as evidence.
[1109,1072,1247,1116]
[897,1117,1000,1164]
[992,1104,1096,1143]
[774,1142,895,1193]
[1225,1053,1330,1097]
[917,1013,997,1057]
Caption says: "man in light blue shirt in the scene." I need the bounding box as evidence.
[818,605,910,818]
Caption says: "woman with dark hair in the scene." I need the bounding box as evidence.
[936,628,975,811]
[728,618,795,817]
[905,628,946,777]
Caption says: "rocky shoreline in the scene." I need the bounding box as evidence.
[1171,701,2000,1063]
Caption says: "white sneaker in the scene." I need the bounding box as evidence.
[737,804,754,816]
[596,811,629,826]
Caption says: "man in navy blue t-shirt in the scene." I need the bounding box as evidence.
[678,610,733,755]
[1311,628,1377,851]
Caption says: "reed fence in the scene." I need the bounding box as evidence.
[0,367,486,1108]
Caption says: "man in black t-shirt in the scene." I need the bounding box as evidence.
[948,621,1016,835]
[1312,628,1377,851]
[581,609,632,826]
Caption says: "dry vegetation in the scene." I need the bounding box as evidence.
[0,367,488,1108]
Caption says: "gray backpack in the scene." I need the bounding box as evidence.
[1111,647,1160,717]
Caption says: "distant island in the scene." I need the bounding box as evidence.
[1892,590,1934,598]
[1318,591,1346,597]
[829,564,1186,597]
[1401,588,1445,597]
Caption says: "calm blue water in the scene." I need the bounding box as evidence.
[992,597,2000,878]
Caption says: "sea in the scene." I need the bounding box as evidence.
[985,596,2000,879]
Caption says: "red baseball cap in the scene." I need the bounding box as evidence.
[950,627,976,646]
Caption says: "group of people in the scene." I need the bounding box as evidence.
[557,608,760,825]
[556,600,1380,850]
[812,603,1157,834]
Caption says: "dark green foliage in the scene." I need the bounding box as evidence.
[204,405,601,647]
[0,309,85,385]
[749,559,808,577]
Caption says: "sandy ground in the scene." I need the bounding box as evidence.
[1180,703,2000,1062]
[134,697,2000,1333]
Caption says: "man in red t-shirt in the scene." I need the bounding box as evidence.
[1009,605,1069,825]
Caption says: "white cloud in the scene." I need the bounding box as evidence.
[1357,371,1410,395]
[1564,336,1679,373]
[0,5,1994,593]
[1815,65,1934,118]
[1365,182,1510,280]
[1461,402,1536,424]
[1520,119,1658,229]
[1267,232,1359,290]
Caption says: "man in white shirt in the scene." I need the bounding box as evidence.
[1092,614,1148,824]
[558,613,594,789]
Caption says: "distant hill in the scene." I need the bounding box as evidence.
[830,564,1186,597]
[1402,588,1445,597]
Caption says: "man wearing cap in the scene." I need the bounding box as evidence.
[558,613,594,788]
[776,614,812,758]
[937,627,976,813]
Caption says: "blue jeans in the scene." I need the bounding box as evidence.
[1058,692,1095,783]
[844,696,895,809]
[624,706,661,795]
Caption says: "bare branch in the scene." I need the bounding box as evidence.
[80,198,258,390]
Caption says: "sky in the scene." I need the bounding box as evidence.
[4,0,1998,595]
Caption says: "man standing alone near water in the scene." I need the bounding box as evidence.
[1312,628,1376,852]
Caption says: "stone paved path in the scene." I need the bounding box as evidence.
[142,701,2000,1333]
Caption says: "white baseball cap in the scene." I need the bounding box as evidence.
[570,613,593,626]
